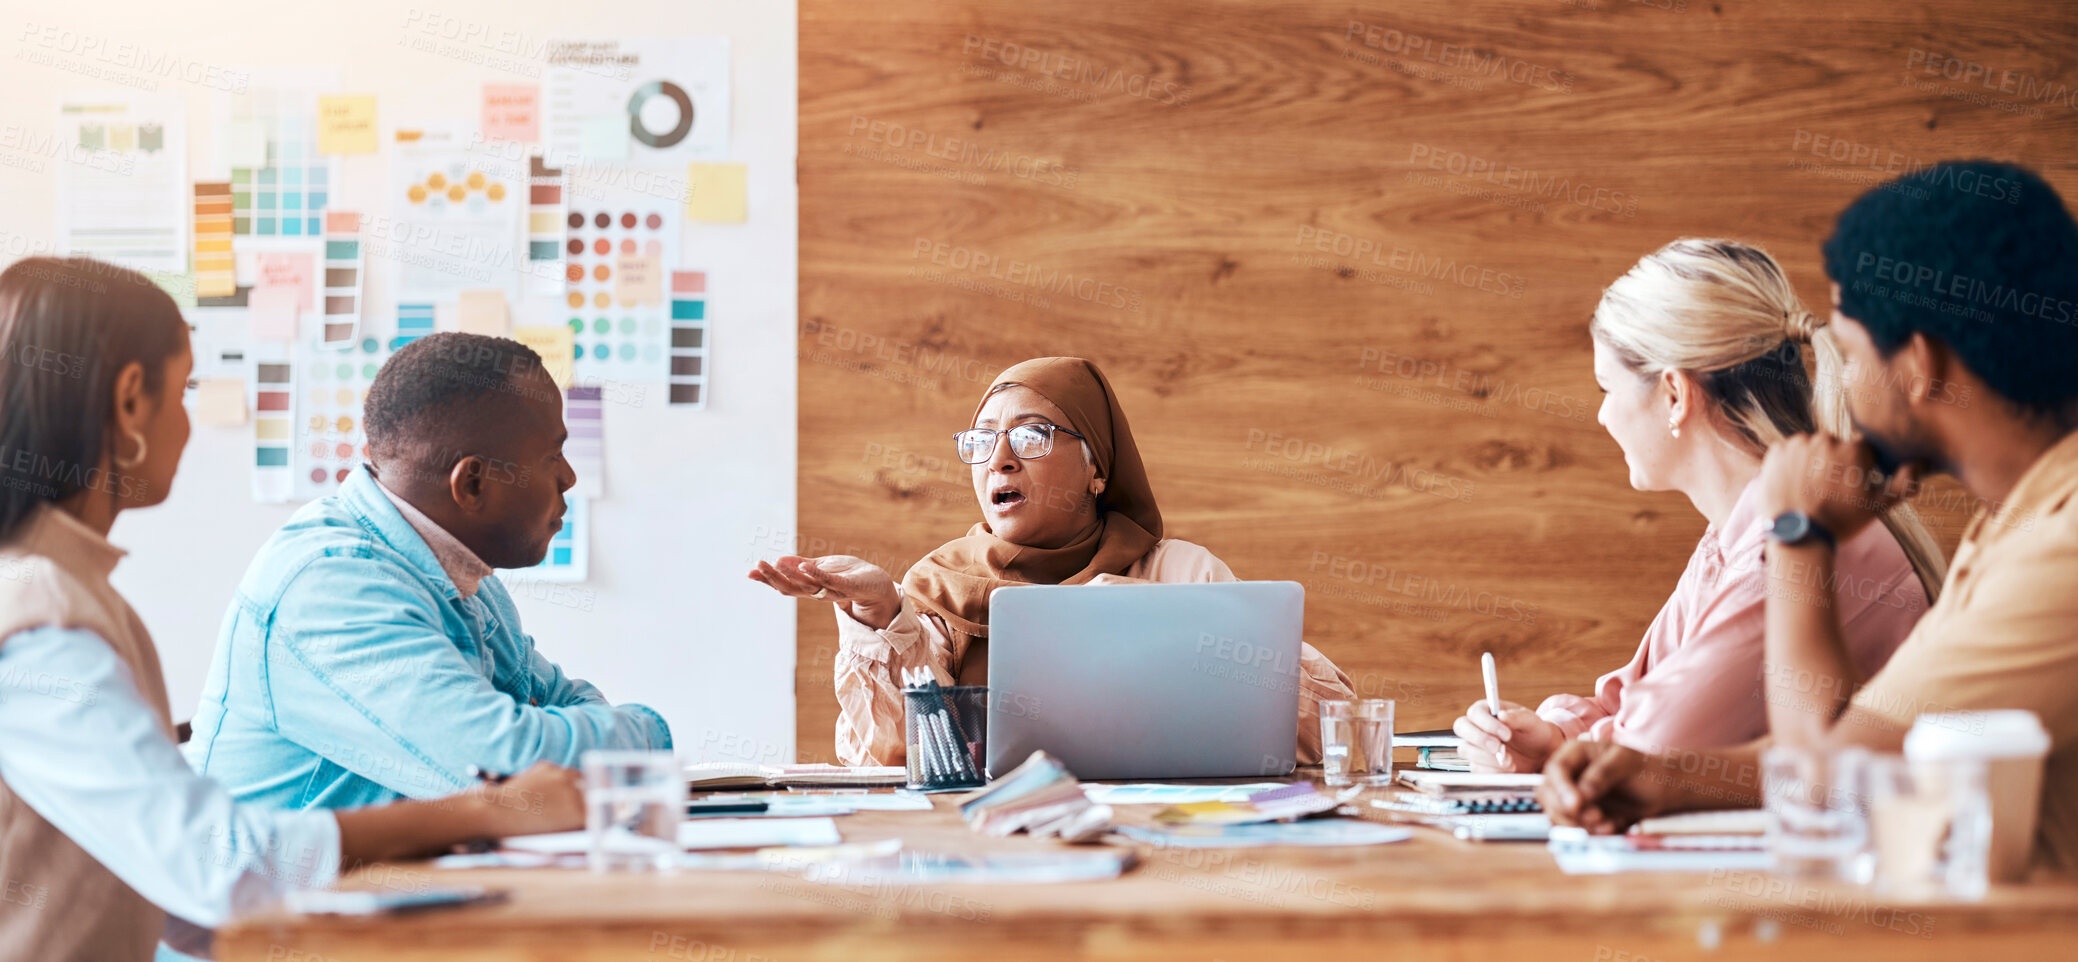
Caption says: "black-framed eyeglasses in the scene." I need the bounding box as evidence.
[952,423,1086,464]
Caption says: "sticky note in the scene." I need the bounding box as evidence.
[613,254,661,307]
[482,84,540,143]
[226,122,267,166]
[250,286,301,341]
[197,378,247,427]
[578,115,628,161]
[513,325,575,389]
[456,290,509,336]
[255,252,317,311]
[685,163,748,223]
[317,96,379,155]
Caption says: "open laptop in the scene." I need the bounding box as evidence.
[984,581,1305,780]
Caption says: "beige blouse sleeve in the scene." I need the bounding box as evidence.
[830,598,955,767]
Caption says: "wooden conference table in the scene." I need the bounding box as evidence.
[218,781,2078,962]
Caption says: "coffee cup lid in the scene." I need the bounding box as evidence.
[1904,709,2051,759]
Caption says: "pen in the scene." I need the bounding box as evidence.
[1481,652,1506,767]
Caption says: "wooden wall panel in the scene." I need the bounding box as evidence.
[795,0,2078,761]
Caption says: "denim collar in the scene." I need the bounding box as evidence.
[336,464,463,602]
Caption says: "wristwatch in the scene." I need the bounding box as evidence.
[1767,510,1836,550]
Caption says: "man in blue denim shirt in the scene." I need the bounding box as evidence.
[183,333,670,810]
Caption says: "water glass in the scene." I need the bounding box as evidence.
[582,750,683,873]
[1319,700,1354,787]
[1763,745,1867,880]
[1354,699,1395,786]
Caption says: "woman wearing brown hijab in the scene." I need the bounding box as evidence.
[751,357,1355,767]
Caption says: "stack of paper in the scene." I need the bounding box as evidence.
[1082,783,1287,805]
[1118,821,1412,848]
[804,850,1135,885]
[957,751,1112,842]
[1152,783,1360,826]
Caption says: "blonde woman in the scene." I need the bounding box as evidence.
[1452,239,1945,771]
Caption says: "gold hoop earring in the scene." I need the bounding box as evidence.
[116,432,147,470]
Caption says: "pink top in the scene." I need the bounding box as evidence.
[831,539,1356,767]
[1537,477,1930,754]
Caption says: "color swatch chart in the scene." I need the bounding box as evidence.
[526,156,566,295]
[297,337,389,500]
[563,202,679,384]
[252,350,295,502]
[192,182,235,296]
[321,211,365,346]
[566,386,604,499]
[668,271,709,408]
[225,86,331,237]
[393,303,436,351]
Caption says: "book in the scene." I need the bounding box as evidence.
[1395,729,1463,749]
[1417,747,1472,771]
[1396,770,1543,794]
[684,762,908,790]
[1632,808,1768,836]
[1547,826,1768,874]
[1372,790,1540,815]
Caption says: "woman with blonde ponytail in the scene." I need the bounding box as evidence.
[1452,239,1943,772]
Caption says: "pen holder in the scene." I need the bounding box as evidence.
[903,684,988,791]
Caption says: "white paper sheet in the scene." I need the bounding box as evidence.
[56,91,188,273]
[501,817,842,855]
[388,131,524,299]
[545,38,730,163]
[1082,783,1290,806]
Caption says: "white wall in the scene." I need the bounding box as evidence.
[0,1,799,763]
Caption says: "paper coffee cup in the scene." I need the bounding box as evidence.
[1904,710,2050,883]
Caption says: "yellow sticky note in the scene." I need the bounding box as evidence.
[513,325,575,389]
[456,290,509,336]
[685,163,748,223]
[197,378,247,427]
[317,96,379,155]
[613,254,661,307]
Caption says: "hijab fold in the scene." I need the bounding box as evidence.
[901,357,1162,644]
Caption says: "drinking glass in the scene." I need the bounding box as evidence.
[1354,699,1395,786]
[1763,745,1868,880]
[1319,700,1354,787]
[582,750,683,873]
